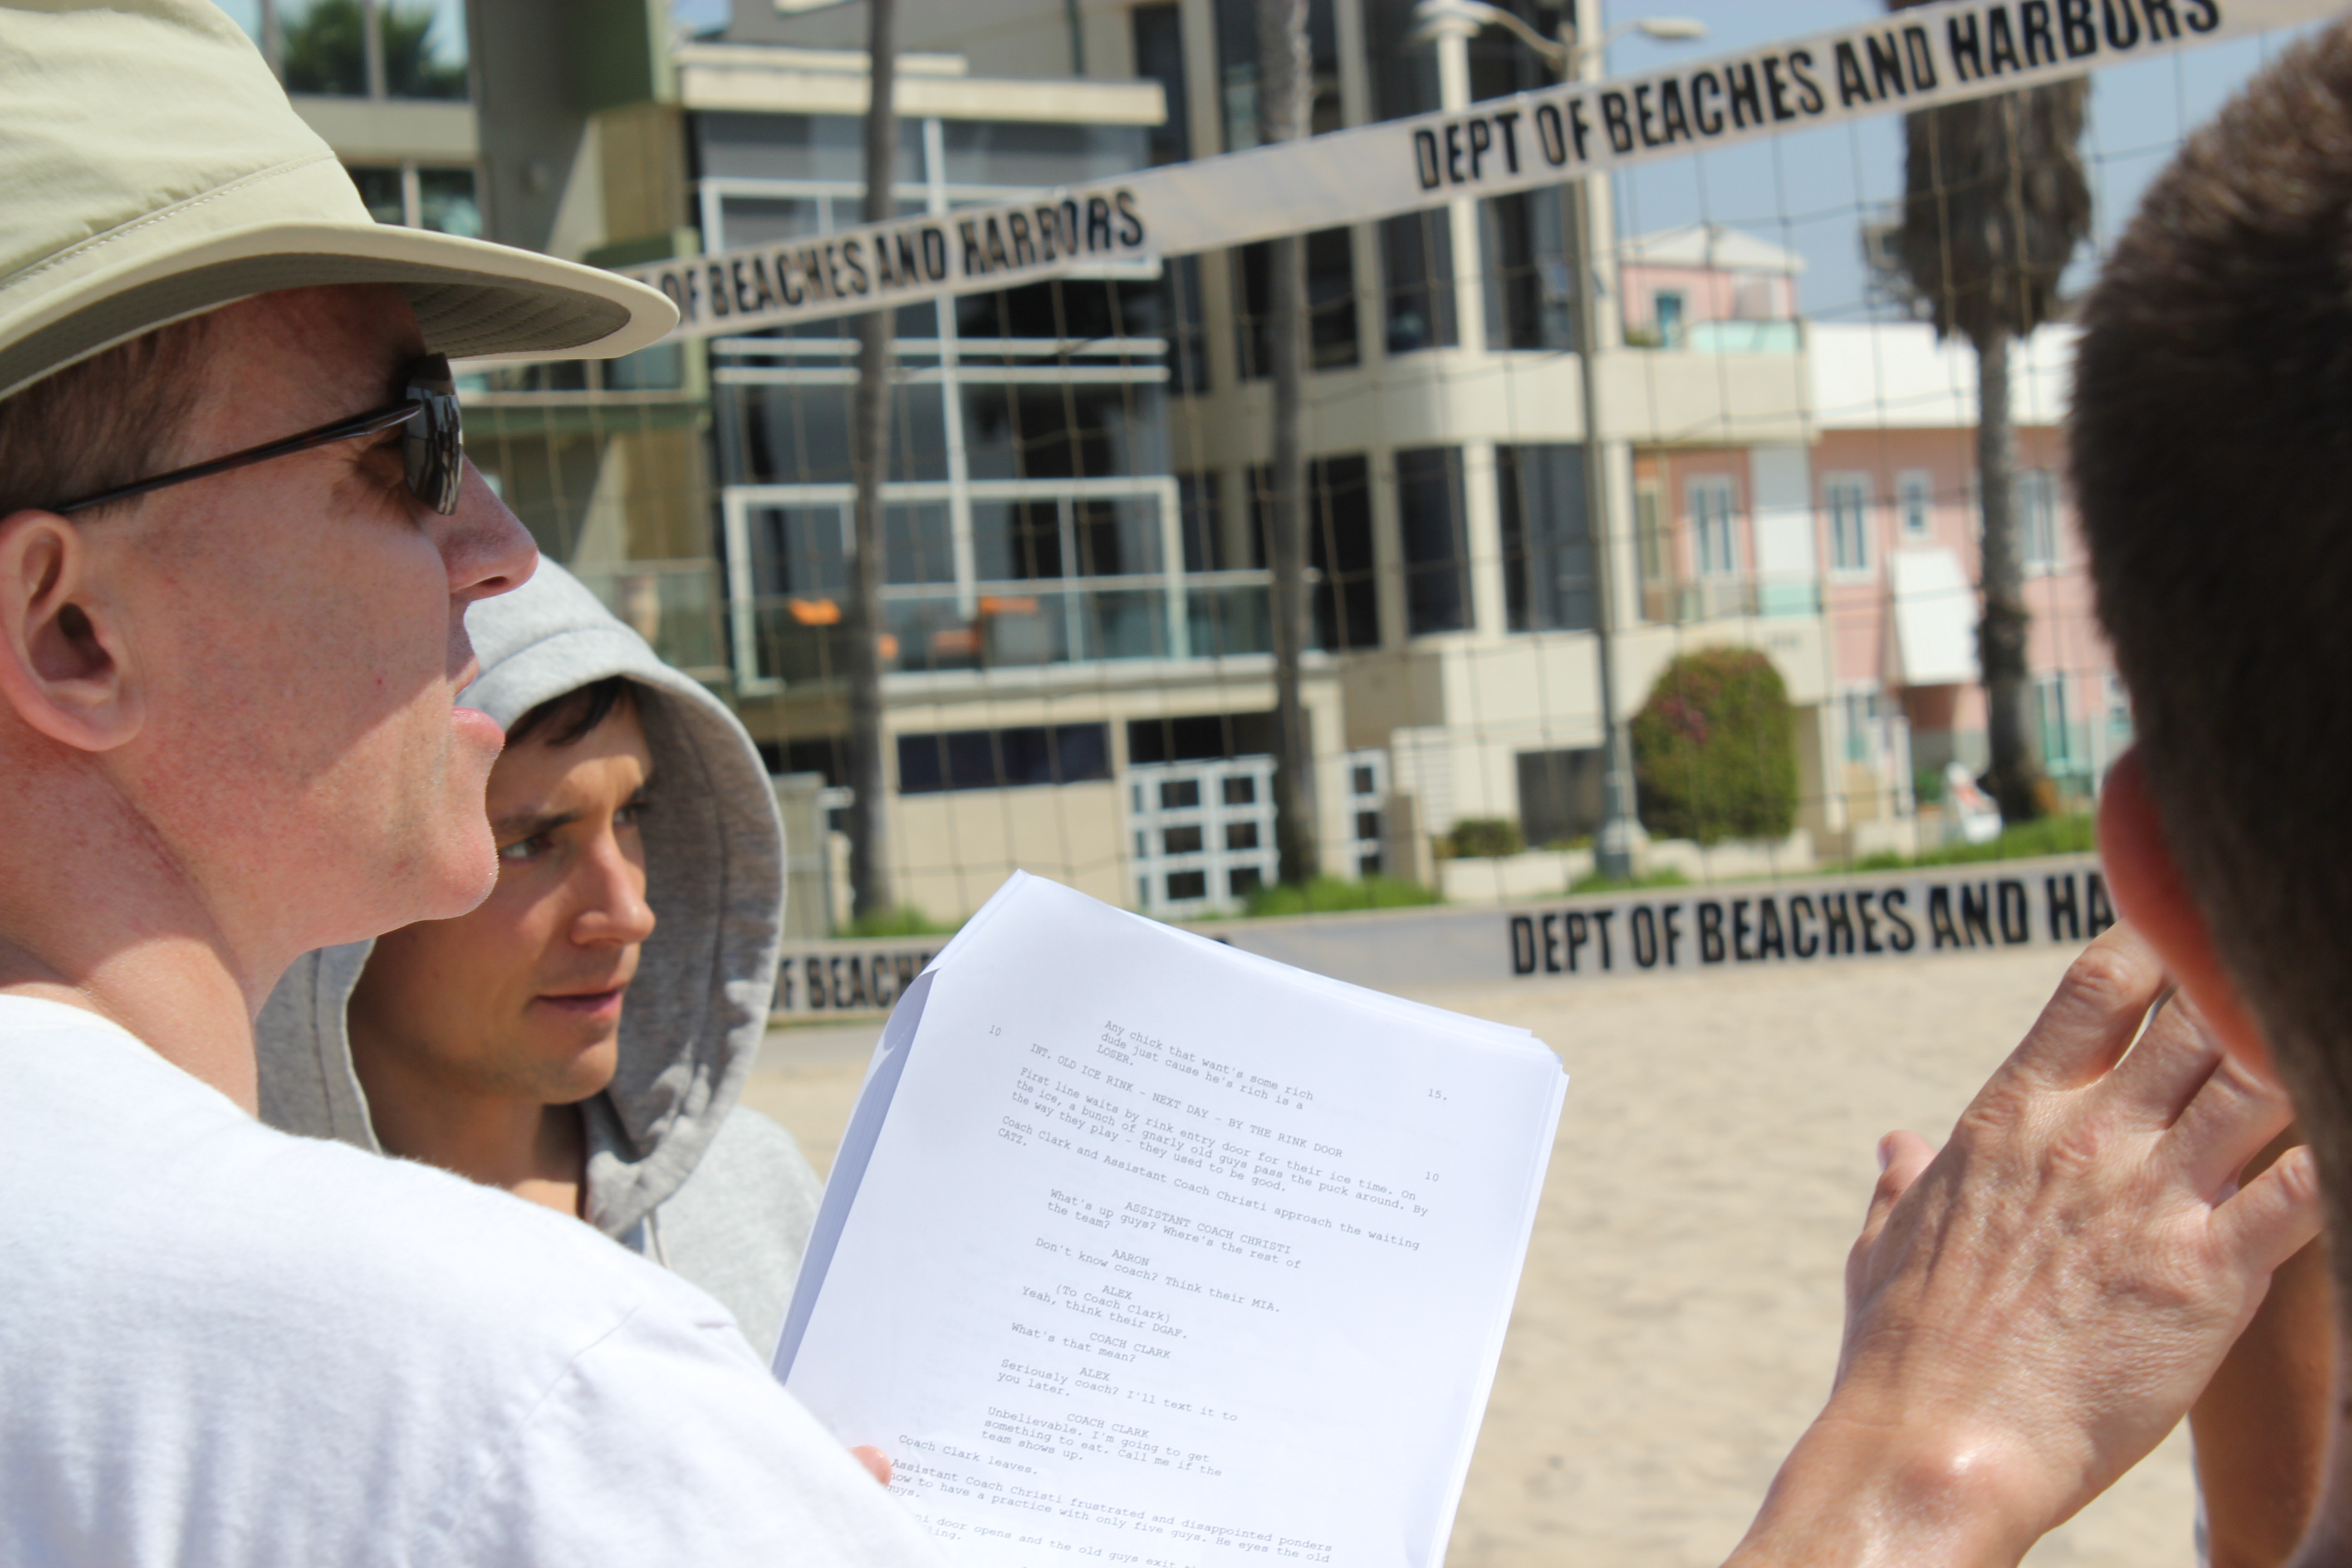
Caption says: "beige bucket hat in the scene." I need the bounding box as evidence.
[0,0,677,404]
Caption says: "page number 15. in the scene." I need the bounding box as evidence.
[1426,1088,1446,1100]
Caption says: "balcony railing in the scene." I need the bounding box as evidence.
[1639,573,1820,625]
[742,572,1275,685]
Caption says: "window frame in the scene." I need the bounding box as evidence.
[1686,474,1740,580]
[1822,471,1873,577]
[1896,469,1934,539]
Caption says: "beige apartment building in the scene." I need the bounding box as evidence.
[266,0,1911,926]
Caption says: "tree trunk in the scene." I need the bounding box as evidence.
[845,0,898,921]
[1259,0,1318,886]
[1972,325,2044,823]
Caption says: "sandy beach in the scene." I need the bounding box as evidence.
[744,943,2198,1568]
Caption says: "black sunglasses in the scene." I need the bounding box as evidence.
[49,354,465,517]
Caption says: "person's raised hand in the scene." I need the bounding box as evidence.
[1725,923,2321,1568]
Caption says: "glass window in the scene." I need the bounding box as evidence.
[1224,775,1257,804]
[884,503,955,588]
[1654,291,1686,348]
[696,113,924,185]
[1073,496,1163,578]
[1397,446,1470,637]
[732,383,853,487]
[1825,474,1871,573]
[1128,713,1275,764]
[1131,4,1193,167]
[1635,484,1667,592]
[748,505,849,600]
[1249,455,1378,649]
[959,381,1166,482]
[383,0,466,98]
[1177,473,1223,574]
[1380,211,1457,355]
[1898,470,1934,536]
[2034,674,2073,765]
[2017,469,2059,571]
[1688,476,1739,578]
[347,164,405,225]
[1212,0,1340,152]
[279,0,366,95]
[1468,0,1564,101]
[940,121,1149,187]
[416,167,479,237]
[1359,0,1441,120]
[1498,444,1592,632]
[897,724,1113,794]
[972,500,1066,582]
[1842,690,1878,764]
[1480,189,1578,353]
[1161,255,1210,395]
[1232,230,1358,377]
[714,196,828,250]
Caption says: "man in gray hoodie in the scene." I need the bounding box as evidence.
[259,559,822,1356]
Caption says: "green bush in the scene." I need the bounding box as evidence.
[1445,818,1524,858]
[837,906,957,938]
[1838,815,2095,874]
[1568,867,1692,895]
[1632,648,1799,847]
[1241,875,1443,918]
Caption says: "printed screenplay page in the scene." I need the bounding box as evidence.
[782,876,1566,1568]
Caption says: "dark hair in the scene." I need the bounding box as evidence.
[0,315,216,517]
[2072,21,2352,1239]
[505,675,636,749]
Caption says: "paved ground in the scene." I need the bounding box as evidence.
[742,945,2196,1568]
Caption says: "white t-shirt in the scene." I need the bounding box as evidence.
[0,996,947,1568]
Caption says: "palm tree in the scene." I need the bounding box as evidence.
[1259,0,1319,885]
[1887,0,2091,823]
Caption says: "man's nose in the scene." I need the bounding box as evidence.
[438,461,536,606]
[572,831,656,947]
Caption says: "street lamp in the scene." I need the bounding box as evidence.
[1406,1,1705,882]
[1406,0,1704,64]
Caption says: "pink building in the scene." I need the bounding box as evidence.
[1807,322,2126,813]
[1620,221,1805,355]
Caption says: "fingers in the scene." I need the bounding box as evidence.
[2000,925,2169,1092]
[2212,1144,2324,1274]
[2097,986,2224,1130]
[850,1445,893,1487]
[2162,1044,2298,1198]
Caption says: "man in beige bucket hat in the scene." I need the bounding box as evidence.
[0,4,2320,1566]
[0,4,948,1563]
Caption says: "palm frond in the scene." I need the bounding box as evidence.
[1885,0,2094,343]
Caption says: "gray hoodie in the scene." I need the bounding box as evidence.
[256,560,820,1356]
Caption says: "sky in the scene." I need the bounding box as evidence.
[666,0,2321,319]
[1592,0,2324,318]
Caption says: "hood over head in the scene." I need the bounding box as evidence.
[256,561,785,1240]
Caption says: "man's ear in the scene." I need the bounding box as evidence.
[0,509,142,752]
[2099,745,2273,1078]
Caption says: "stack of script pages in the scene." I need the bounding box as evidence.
[777,872,1567,1568]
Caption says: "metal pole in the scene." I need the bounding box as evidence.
[844,0,899,921]
[1564,11,1640,881]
